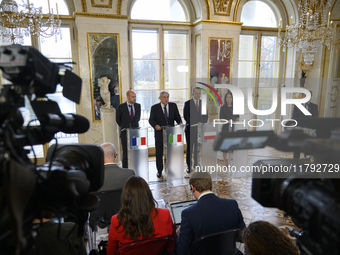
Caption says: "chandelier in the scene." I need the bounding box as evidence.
[278,0,340,70]
[217,39,231,61]
[0,0,61,44]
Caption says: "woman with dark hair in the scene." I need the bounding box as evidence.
[106,176,176,254]
[220,92,239,166]
[242,221,299,255]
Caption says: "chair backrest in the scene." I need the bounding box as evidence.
[89,189,122,230]
[116,236,176,255]
[191,229,242,255]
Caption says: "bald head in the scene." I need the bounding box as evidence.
[101,142,116,164]
[126,90,136,104]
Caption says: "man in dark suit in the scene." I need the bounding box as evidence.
[176,171,246,255]
[149,91,183,179]
[111,86,120,109]
[292,90,318,119]
[291,90,318,159]
[116,90,141,168]
[97,142,135,192]
[183,87,208,174]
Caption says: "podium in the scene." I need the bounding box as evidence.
[127,127,149,182]
[228,123,249,178]
[163,125,184,184]
[198,123,219,181]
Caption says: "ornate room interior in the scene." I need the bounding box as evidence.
[1,0,340,252]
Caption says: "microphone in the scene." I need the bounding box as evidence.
[38,113,90,134]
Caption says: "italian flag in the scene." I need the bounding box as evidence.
[168,134,182,144]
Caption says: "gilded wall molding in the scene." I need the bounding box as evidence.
[212,0,233,16]
[81,0,87,12]
[91,0,113,8]
[195,33,201,79]
[117,0,122,15]
[193,19,243,27]
[42,14,74,20]
[205,0,211,20]
[74,12,129,19]
[190,0,198,20]
[241,26,281,32]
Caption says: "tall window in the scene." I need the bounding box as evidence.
[239,0,281,131]
[130,0,190,146]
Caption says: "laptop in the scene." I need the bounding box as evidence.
[169,200,197,227]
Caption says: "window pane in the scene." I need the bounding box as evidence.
[131,0,187,22]
[261,36,279,61]
[259,63,279,80]
[40,27,71,58]
[241,1,277,28]
[168,89,187,116]
[164,60,188,89]
[164,30,188,59]
[239,35,257,61]
[132,29,159,59]
[238,62,256,78]
[136,90,159,117]
[133,60,159,90]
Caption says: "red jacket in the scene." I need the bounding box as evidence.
[107,208,176,255]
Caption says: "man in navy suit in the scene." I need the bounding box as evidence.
[292,90,318,119]
[183,87,208,174]
[116,90,141,168]
[149,91,182,179]
[176,171,246,255]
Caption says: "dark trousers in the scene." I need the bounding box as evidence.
[155,131,164,174]
[121,131,128,168]
[185,126,198,169]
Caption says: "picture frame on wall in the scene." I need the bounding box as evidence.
[87,33,121,122]
[209,37,233,113]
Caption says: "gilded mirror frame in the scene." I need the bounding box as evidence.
[208,37,233,115]
[87,33,121,123]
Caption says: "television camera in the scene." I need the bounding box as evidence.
[0,45,104,254]
[213,118,340,255]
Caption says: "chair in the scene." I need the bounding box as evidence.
[191,229,243,255]
[116,236,176,255]
[88,189,122,251]
[89,189,122,231]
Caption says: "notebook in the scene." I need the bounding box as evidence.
[169,200,197,226]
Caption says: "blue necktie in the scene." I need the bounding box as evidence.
[164,105,168,123]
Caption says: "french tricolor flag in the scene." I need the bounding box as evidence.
[204,132,216,141]
[132,137,146,146]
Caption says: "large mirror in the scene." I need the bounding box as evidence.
[209,37,233,115]
[88,33,121,122]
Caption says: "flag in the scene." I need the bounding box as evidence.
[204,132,216,140]
[132,137,146,146]
[168,134,182,144]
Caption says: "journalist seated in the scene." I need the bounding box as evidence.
[176,171,246,255]
[33,210,86,255]
[106,176,176,255]
[242,221,299,255]
[97,142,135,192]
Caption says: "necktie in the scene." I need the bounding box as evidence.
[129,105,133,121]
[164,105,168,123]
[196,100,199,112]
